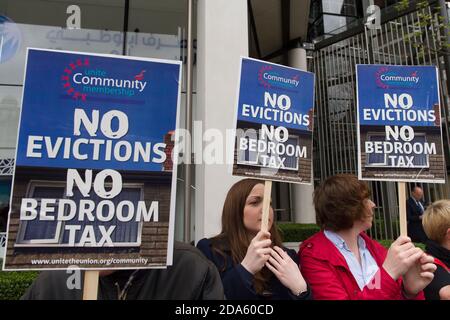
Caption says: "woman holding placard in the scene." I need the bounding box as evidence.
[422,200,450,300]
[197,178,311,300]
[299,174,436,300]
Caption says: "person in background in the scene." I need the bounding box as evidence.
[21,242,224,300]
[299,174,436,300]
[407,186,428,243]
[422,199,450,300]
[197,178,311,300]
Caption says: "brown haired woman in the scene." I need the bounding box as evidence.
[196,178,311,300]
[299,174,437,300]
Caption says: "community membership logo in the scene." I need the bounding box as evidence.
[258,65,299,90]
[61,57,148,100]
[375,66,420,89]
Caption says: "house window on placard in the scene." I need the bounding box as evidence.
[237,136,258,165]
[237,135,300,171]
[60,186,143,246]
[366,135,387,166]
[281,136,300,171]
[17,183,66,244]
[366,134,429,168]
[391,135,428,167]
[16,181,144,247]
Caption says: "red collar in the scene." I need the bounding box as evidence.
[434,258,450,272]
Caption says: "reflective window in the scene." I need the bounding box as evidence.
[1,0,193,241]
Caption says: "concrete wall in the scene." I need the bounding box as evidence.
[195,0,249,241]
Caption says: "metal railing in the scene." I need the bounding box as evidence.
[312,1,450,241]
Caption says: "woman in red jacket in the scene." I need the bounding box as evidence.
[298,174,436,300]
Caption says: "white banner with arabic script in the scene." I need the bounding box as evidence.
[0,22,181,84]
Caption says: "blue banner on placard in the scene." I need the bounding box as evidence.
[16,49,180,172]
[237,58,314,131]
[233,57,315,184]
[358,65,439,127]
[4,48,180,270]
[356,64,445,183]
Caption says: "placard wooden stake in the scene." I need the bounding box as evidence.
[83,271,99,300]
[398,182,407,237]
[261,180,272,232]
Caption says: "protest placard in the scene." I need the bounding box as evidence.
[233,57,315,184]
[233,57,315,230]
[3,48,181,272]
[356,64,445,235]
[357,64,445,183]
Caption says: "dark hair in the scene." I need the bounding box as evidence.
[210,178,283,295]
[314,174,371,232]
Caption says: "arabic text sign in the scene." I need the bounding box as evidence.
[4,48,181,270]
[233,57,315,184]
[0,20,182,84]
[356,64,446,183]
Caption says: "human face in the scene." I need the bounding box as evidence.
[356,199,376,232]
[243,184,274,235]
[412,187,424,201]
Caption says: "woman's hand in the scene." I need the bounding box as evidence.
[265,246,307,296]
[382,236,423,280]
[402,252,436,298]
[241,230,272,274]
[439,285,450,300]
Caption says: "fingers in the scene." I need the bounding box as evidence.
[419,272,435,280]
[254,230,271,241]
[393,236,412,246]
[254,239,272,249]
[268,256,282,270]
[419,253,435,265]
[404,248,424,265]
[256,248,272,256]
[421,262,437,273]
[269,247,286,265]
[398,242,415,251]
[265,261,281,278]
[400,246,422,259]
[252,231,272,249]
[273,246,289,259]
[252,236,271,247]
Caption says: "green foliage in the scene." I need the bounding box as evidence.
[377,239,426,250]
[370,217,400,240]
[395,0,412,11]
[395,0,450,58]
[0,260,38,300]
[278,223,321,242]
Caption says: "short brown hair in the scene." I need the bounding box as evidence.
[314,174,371,231]
[422,200,450,245]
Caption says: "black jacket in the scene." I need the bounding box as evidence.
[424,240,450,300]
[21,242,224,300]
[197,237,312,300]
[406,197,428,243]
